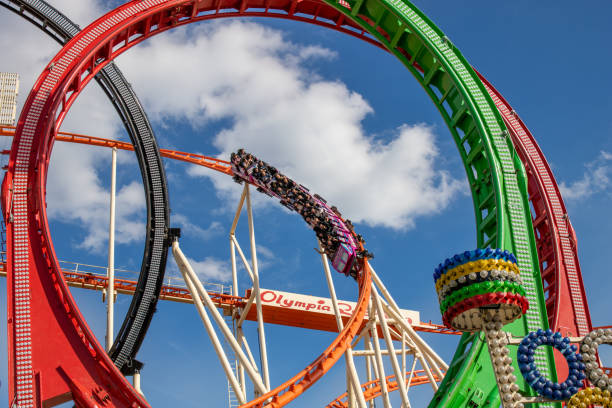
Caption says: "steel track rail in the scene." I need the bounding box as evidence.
[0,0,171,374]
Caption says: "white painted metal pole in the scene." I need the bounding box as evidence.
[133,369,143,396]
[405,354,418,394]
[237,329,247,397]
[180,264,247,404]
[402,331,407,377]
[231,235,255,282]
[231,238,238,297]
[245,186,271,391]
[380,302,447,377]
[319,244,367,408]
[369,306,391,408]
[371,288,411,408]
[230,185,248,234]
[105,147,117,352]
[364,332,375,408]
[173,240,268,395]
[371,266,448,372]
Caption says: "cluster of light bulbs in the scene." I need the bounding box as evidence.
[485,321,524,407]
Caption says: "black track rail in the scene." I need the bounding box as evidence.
[1,0,170,374]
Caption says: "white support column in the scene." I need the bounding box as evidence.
[380,302,446,380]
[105,146,117,352]
[319,244,367,408]
[402,332,407,376]
[369,301,391,408]
[230,238,238,298]
[245,185,271,391]
[371,266,448,373]
[173,240,268,395]
[231,235,255,282]
[405,354,418,394]
[180,262,247,405]
[364,332,375,408]
[371,288,411,408]
[133,369,143,396]
[230,185,248,235]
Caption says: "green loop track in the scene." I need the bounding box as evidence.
[319,0,560,406]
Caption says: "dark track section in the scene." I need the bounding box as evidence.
[0,0,170,373]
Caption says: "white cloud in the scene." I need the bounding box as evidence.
[188,256,231,282]
[4,3,465,255]
[173,214,223,240]
[117,21,465,229]
[559,151,612,200]
[167,254,231,283]
[46,143,145,252]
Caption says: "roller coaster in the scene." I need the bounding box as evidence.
[0,0,609,407]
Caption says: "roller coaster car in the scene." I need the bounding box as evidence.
[332,243,357,276]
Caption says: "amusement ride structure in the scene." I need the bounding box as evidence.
[0,0,610,407]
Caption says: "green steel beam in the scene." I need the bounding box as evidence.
[319,0,560,406]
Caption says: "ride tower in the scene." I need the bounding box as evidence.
[0,73,18,126]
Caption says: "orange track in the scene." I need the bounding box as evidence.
[327,370,444,408]
[0,125,233,175]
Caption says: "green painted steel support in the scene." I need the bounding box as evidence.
[319,0,560,406]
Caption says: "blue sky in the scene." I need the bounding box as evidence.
[1,1,611,407]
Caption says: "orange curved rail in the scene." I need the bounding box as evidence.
[242,259,372,407]
[327,369,444,408]
[0,125,232,175]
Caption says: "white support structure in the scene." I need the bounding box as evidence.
[245,186,271,391]
[105,147,117,352]
[173,240,268,397]
[133,369,144,396]
[173,180,450,407]
[318,244,367,408]
[368,300,392,408]
[323,261,449,408]
[176,245,248,405]
[371,288,412,408]
[0,73,19,126]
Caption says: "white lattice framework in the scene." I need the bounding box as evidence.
[171,184,449,407]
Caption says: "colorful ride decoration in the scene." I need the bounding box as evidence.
[581,328,612,392]
[518,330,585,400]
[567,387,612,407]
[434,249,529,331]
